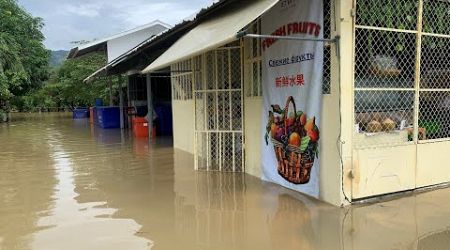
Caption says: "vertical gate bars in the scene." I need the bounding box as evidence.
[192,44,244,172]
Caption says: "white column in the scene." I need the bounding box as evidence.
[108,76,113,106]
[146,74,153,141]
[119,75,124,129]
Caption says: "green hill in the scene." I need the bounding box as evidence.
[49,50,69,67]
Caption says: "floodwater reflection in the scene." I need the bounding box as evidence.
[1,113,450,250]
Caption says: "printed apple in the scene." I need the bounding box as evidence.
[289,132,301,147]
[286,117,295,127]
[308,129,319,142]
[275,127,284,141]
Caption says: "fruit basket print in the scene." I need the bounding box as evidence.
[265,96,320,184]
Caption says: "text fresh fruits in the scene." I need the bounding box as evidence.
[289,132,301,146]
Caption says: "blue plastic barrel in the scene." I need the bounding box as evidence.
[96,106,120,129]
[95,98,103,107]
[73,108,89,119]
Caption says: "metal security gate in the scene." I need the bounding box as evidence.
[194,44,244,172]
[351,0,450,198]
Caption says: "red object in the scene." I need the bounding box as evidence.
[132,117,149,138]
[89,107,94,124]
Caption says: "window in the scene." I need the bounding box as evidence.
[354,0,450,148]
[171,60,193,100]
[244,20,263,97]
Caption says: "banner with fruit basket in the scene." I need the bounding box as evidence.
[261,0,323,198]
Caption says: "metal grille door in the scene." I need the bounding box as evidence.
[194,45,244,172]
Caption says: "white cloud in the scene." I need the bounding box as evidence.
[18,0,214,50]
[64,3,104,18]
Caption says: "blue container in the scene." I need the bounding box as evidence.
[95,98,103,107]
[155,104,173,136]
[96,106,120,129]
[73,108,89,119]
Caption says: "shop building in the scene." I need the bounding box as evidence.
[135,0,450,206]
[77,0,450,206]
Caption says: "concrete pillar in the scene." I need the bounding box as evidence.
[119,75,124,129]
[108,76,113,106]
[146,74,153,141]
[126,76,131,129]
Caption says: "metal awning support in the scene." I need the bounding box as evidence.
[237,32,340,57]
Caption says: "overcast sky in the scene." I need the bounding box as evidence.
[18,0,213,50]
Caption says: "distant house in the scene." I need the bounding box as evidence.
[67,20,171,63]
[67,20,172,129]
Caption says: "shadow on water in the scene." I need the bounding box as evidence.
[1,113,450,250]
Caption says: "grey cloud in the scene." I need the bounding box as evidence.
[18,0,213,50]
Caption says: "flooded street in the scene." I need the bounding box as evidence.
[1,113,450,250]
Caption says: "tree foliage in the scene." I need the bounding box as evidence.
[1,0,119,113]
[54,53,118,108]
[0,0,50,110]
[14,53,119,111]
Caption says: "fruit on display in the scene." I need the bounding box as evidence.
[308,128,319,142]
[265,96,320,185]
[382,118,396,131]
[275,127,284,141]
[367,120,382,133]
[304,117,315,132]
[300,113,307,126]
[265,98,320,156]
[289,132,301,147]
[286,117,295,127]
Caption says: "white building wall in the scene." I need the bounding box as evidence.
[244,98,263,178]
[172,100,195,154]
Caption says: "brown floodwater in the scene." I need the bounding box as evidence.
[1,113,450,250]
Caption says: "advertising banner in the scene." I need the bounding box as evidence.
[261,0,323,197]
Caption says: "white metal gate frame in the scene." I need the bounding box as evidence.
[193,44,245,172]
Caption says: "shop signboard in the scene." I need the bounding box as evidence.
[261,0,324,197]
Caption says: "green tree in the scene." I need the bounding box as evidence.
[55,53,118,108]
[0,0,50,112]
